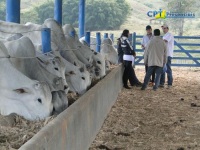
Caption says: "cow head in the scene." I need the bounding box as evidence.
[65,66,91,95]
[51,91,68,115]
[0,81,53,121]
[37,54,69,94]
[101,38,118,65]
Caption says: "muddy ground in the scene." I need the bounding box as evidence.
[90,67,200,150]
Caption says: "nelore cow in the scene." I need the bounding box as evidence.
[63,24,106,79]
[0,41,53,120]
[0,19,91,95]
[4,36,69,114]
[80,36,118,72]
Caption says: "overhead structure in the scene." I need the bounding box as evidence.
[79,0,85,38]
[41,28,51,54]
[6,0,20,23]
[54,0,63,25]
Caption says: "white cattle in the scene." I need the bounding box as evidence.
[43,19,85,67]
[62,58,91,95]
[80,37,118,73]
[0,41,53,120]
[0,19,92,95]
[63,30,92,68]
[63,24,106,79]
[4,36,68,114]
[101,38,118,65]
[79,36,96,51]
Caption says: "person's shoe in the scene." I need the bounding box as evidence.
[167,85,172,89]
[124,85,131,89]
[141,86,146,90]
[148,82,154,87]
[153,86,157,91]
[159,84,164,88]
[135,82,143,87]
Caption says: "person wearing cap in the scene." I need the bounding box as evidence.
[120,29,142,89]
[141,29,167,91]
[141,25,155,86]
[160,24,174,88]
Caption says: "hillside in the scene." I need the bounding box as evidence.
[20,0,200,36]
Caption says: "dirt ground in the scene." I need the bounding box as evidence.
[90,67,200,150]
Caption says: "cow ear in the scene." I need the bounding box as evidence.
[14,88,28,94]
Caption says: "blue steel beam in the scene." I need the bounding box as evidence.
[54,0,62,25]
[85,31,90,47]
[6,0,20,23]
[104,33,108,39]
[79,0,85,38]
[41,28,51,54]
[96,32,101,52]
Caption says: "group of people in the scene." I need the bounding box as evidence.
[117,24,174,91]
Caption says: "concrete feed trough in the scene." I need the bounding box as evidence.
[19,65,123,150]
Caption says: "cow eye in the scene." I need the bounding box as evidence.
[82,77,85,80]
[38,98,42,104]
[54,67,59,71]
[97,61,101,64]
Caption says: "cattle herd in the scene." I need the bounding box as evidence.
[0,18,118,121]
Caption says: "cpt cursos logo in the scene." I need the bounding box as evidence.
[147,9,195,19]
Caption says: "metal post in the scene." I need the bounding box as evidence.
[6,0,20,23]
[54,0,62,25]
[110,34,114,43]
[96,32,101,52]
[133,32,136,50]
[128,33,133,46]
[79,0,85,38]
[104,33,108,39]
[85,31,90,47]
[41,28,51,54]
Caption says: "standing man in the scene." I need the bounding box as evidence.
[141,25,155,86]
[160,24,174,88]
[141,29,167,91]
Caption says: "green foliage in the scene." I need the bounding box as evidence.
[0,1,6,21]
[0,0,130,31]
[85,0,130,30]
[35,0,130,31]
[166,0,197,36]
[144,3,154,8]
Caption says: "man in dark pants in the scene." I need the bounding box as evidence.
[141,29,167,91]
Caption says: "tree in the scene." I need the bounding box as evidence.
[165,0,197,36]
[23,0,130,31]
[0,1,6,21]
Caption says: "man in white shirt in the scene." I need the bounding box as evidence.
[141,25,155,85]
[160,24,174,88]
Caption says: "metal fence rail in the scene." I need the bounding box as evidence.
[132,33,200,67]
